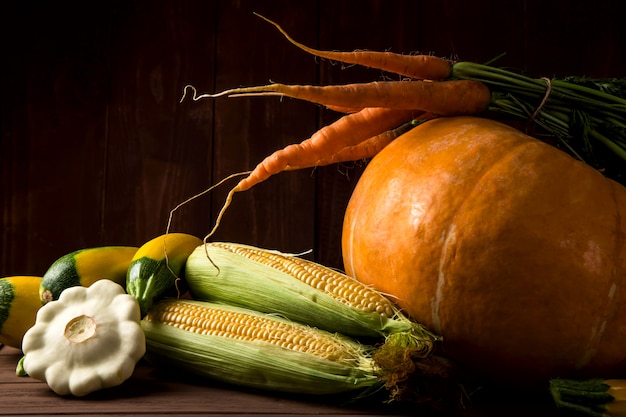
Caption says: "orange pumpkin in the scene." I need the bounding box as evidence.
[342,116,626,385]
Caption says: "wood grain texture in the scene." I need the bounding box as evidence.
[524,0,626,77]
[314,0,424,269]
[208,0,318,253]
[1,0,625,282]
[0,344,572,416]
[1,1,113,275]
[1,1,623,413]
[104,1,218,244]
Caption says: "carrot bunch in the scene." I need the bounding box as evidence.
[182,15,494,235]
[182,14,626,237]
[185,14,491,195]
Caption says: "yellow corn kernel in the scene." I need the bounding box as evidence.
[141,299,379,395]
[146,299,359,363]
[211,242,395,318]
[185,242,440,345]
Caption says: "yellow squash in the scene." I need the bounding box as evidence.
[126,233,202,316]
[0,276,43,349]
[40,246,139,303]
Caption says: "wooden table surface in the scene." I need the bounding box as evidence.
[1,344,577,417]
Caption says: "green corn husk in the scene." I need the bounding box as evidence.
[184,242,438,348]
[141,299,380,395]
[180,243,458,402]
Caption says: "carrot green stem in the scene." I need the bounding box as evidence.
[550,378,617,417]
[452,61,626,184]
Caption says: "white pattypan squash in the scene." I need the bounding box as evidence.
[22,279,146,396]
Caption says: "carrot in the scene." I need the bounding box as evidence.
[233,107,418,192]
[299,132,396,168]
[183,85,365,114]
[323,104,365,114]
[203,107,418,242]
[208,80,491,116]
[177,15,488,241]
[285,119,426,169]
[309,113,439,167]
[254,13,452,81]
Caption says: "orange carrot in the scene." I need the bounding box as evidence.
[234,107,417,192]
[302,133,396,167]
[255,13,452,81]
[209,80,491,116]
[323,104,365,114]
[292,112,439,168]
[182,85,364,114]
[284,120,420,169]
[318,129,404,166]
[203,107,418,241]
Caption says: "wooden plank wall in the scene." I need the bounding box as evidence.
[2,0,625,278]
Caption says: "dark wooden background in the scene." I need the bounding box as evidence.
[2,0,625,278]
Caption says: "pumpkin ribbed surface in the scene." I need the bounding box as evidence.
[341,116,626,384]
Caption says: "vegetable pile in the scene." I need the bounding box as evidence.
[1,12,625,416]
[180,13,624,410]
[3,234,456,406]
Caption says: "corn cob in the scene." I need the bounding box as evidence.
[141,299,380,395]
[184,242,438,348]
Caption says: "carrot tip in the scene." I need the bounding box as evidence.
[180,84,235,103]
